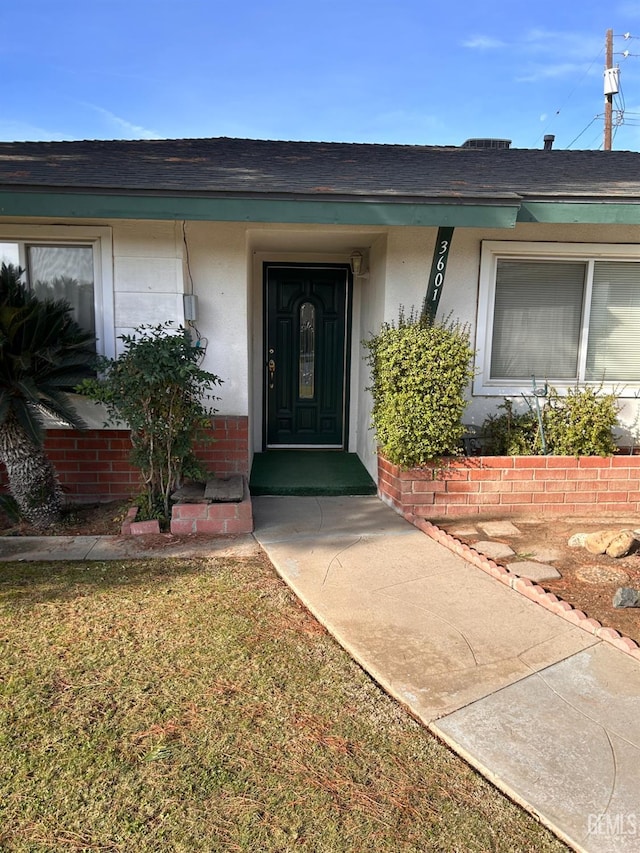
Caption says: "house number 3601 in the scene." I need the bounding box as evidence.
[432,240,449,300]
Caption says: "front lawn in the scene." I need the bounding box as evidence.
[0,554,566,852]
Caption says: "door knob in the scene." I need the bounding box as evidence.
[268,358,276,389]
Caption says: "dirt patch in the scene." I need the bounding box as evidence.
[439,516,640,646]
[0,500,131,537]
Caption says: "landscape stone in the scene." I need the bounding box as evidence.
[568,533,588,548]
[204,475,244,503]
[477,521,522,537]
[605,531,636,559]
[528,548,562,563]
[584,530,620,555]
[576,565,630,585]
[473,540,516,560]
[170,482,208,503]
[509,561,561,582]
[613,587,640,608]
[448,525,479,538]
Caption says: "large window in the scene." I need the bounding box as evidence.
[475,241,640,395]
[0,226,113,355]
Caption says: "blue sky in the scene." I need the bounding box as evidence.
[2,0,640,150]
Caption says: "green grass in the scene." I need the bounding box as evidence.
[0,554,567,852]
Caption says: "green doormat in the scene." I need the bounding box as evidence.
[250,451,377,496]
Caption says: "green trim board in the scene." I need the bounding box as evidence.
[0,190,519,228]
[517,201,640,225]
[249,451,376,496]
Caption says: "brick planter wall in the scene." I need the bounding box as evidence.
[378,453,640,519]
[170,480,253,535]
[0,416,249,503]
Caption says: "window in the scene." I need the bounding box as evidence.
[475,241,640,395]
[0,226,114,355]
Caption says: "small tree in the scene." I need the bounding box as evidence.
[0,263,95,528]
[80,323,222,522]
[364,309,474,467]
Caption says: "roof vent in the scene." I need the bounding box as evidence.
[544,134,555,151]
[461,138,512,150]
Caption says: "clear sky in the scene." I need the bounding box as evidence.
[2,0,639,151]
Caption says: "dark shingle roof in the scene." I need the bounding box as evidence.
[0,137,639,203]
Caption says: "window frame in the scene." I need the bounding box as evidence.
[475,240,640,397]
[0,224,114,357]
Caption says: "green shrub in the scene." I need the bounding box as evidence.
[480,386,619,457]
[481,399,540,456]
[79,323,222,523]
[364,309,474,468]
[543,385,619,457]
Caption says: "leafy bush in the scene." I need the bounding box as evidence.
[364,309,474,468]
[543,385,618,457]
[481,399,541,456]
[80,323,222,523]
[480,386,619,457]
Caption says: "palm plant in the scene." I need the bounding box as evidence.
[0,263,95,528]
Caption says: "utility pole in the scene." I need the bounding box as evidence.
[604,28,614,150]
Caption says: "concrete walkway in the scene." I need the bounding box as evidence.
[252,496,640,853]
[2,495,639,851]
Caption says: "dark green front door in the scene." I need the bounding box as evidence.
[265,265,350,447]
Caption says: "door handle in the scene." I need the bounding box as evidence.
[268,358,276,389]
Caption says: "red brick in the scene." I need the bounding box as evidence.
[599,468,634,479]
[612,455,640,467]
[503,469,534,481]
[566,468,599,480]
[173,504,208,519]
[412,480,446,493]
[479,456,515,468]
[223,517,254,534]
[467,493,501,505]
[576,479,609,491]
[534,469,568,480]
[479,480,512,493]
[511,481,546,493]
[446,481,481,493]
[596,491,628,503]
[578,456,612,469]
[170,519,195,535]
[468,468,501,481]
[542,480,577,492]
[546,456,579,469]
[506,493,533,504]
[513,457,547,468]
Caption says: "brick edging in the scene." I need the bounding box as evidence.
[404,511,640,662]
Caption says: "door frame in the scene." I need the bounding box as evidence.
[262,262,353,450]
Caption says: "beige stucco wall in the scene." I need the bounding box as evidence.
[2,215,639,468]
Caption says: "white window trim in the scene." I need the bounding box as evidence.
[475,240,640,398]
[0,224,114,357]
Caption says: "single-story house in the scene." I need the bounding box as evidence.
[2,135,640,514]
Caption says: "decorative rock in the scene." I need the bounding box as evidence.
[508,561,561,582]
[204,475,244,503]
[584,530,620,555]
[472,541,516,560]
[576,565,630,585]
[606,531,636,558]
[477,521,522,537]
[568,532,589,548]
[613,587,640,608]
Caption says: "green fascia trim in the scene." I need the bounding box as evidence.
[0,190,519,228]
[519,201,640,225]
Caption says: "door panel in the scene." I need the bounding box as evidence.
[266,265,349,447]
